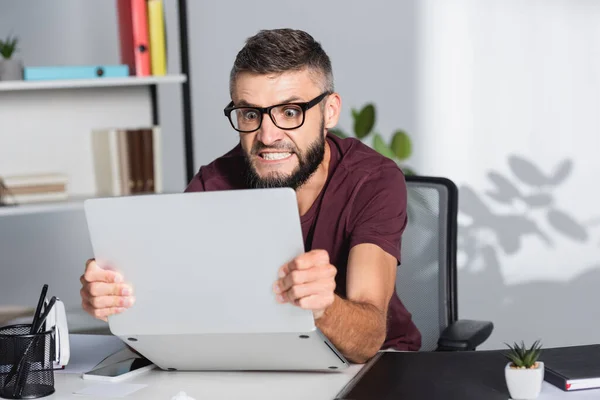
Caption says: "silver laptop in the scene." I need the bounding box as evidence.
[83,188,348,371]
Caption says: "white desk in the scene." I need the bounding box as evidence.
[50,366,363,400]
[47,369,600,400]
[41,335,600,400]
[43,334,362,400]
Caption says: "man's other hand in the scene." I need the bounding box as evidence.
[273,250,337,319]
[79,259,135,321]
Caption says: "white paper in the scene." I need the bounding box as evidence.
[171,391,196,400]
[56,334,126,374]
[73,383,147,398]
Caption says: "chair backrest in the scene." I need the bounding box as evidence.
[396,176,458,351]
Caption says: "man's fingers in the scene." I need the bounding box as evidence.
[81,301,126,321]
[82,261,123,284]
[86,282,133,297]
[295,293,335,310]
[282,280,336,303]
[276,264,336,293]
[84,294,135,310]
[278,250,330,277]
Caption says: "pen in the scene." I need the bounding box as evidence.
[30,284,48,334]
[13,296,57,397]
[3,285,50,393]
[33,296,57,334]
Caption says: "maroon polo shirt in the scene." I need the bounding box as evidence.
[184,133,422,351]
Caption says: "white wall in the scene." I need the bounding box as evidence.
[415,0,600,349]
[186,0,419,168]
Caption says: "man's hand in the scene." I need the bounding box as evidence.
[273,250,337,319]
[79,259,135,321]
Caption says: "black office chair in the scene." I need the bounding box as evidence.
[396,175,493,351]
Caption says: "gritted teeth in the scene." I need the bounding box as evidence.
[260,152,292,160]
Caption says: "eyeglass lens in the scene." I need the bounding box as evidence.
[229,104,304,131]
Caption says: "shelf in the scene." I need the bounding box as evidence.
[0,192,177,217]
[0,196,90,216]
[0,74,187,92]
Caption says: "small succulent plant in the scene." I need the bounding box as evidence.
[505,340,543,369]
[0,34,19,59]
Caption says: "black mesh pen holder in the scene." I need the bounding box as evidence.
[0,324,55,399]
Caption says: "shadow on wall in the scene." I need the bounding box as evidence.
[457,155,600,348]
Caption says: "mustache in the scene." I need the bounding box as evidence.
[251,142,298,155]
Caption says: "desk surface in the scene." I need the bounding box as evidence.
[50,365,363,400]
[48,365,600,400]
[41,335,600,400]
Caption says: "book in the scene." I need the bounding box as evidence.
[91,129,129,197]
[0,173,68,205]
[542,344,600,391]
[91,127,162,197]
[0,306,34,327]
[147,0,167,76]
[116,0,151,76]
[23,65,129,81]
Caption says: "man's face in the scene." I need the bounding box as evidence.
[231,70,328,189]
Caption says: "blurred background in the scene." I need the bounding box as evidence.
[0,0,598,350]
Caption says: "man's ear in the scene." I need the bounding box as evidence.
[324,93,342,129]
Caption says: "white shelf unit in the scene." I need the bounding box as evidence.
[0,75,186,216]
[0,196,91,217]
[0,75,186,92]
[0,1,195,318]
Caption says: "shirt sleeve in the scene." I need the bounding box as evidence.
[184,168,206,192]
[348,166,408,265]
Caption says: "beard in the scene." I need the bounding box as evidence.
[243,120,326,190]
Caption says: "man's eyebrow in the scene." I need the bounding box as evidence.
[234,96,305,108]
[234,99,256,107]
[278,96,304,104]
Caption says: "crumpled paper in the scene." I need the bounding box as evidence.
[171,391,196,400]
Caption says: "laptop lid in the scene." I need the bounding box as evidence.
[83,188,315,337]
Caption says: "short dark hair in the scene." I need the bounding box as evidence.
[229,28,334,96]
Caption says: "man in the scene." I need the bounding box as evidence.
[80,28,421,363]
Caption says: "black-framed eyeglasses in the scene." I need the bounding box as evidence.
[223,91,331,133]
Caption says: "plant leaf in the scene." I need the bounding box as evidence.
[547,209,588,242]
[390,130,412,160]
[524,350,535,367]
[372,133,395,159]
[351,108,359,120]
[508,155,549,187]
[328,128,348,139]
[353,104,375,139]
[0,34,18,59]
[549,159,573,186]
[522,193,553,208]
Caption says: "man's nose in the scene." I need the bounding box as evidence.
[256,114,284,146]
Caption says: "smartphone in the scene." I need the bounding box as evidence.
[82,357,155,382]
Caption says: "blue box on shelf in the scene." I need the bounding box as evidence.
[23,65,130,81]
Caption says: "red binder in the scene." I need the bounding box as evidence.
[116,0,151,76]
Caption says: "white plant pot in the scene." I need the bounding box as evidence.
[0,58,23,81]
[505,361,545,399]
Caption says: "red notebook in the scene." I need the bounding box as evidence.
[116,0,151,76]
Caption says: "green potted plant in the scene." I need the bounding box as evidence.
[504,340,544,399]
[0,34,23,81]
[329,103,432,219]
[329,103,415,175]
